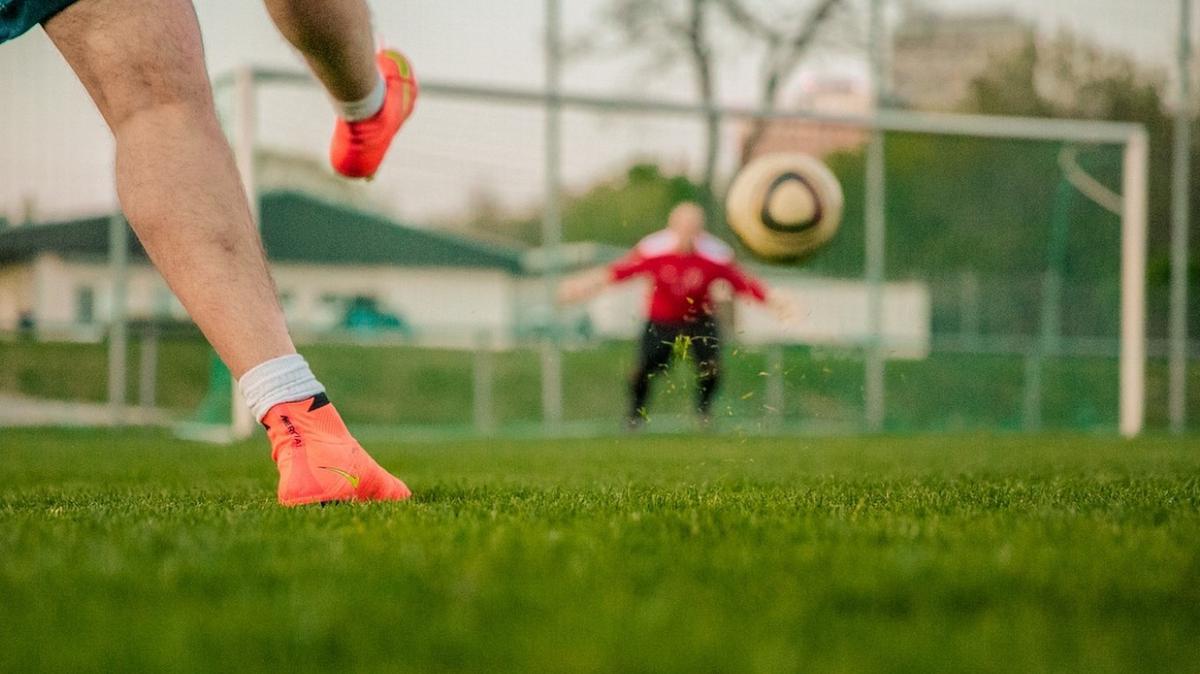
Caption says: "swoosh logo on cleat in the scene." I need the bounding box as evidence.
[308,392,332,412]
[318,466,361,489]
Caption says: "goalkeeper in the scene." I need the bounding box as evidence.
[560,203,795,427]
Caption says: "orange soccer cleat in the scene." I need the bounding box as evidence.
[264,394,412,506]
[330,49,419,179]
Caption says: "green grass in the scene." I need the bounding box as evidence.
[1,430,1198,672]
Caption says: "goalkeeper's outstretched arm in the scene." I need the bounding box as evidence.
[557,267,613,305]
[557,248,652,305]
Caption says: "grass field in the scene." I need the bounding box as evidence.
[1,429,1198,672]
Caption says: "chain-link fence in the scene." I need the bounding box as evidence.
[0,0,1195,436]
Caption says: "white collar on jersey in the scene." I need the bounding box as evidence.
[635,230,734,263]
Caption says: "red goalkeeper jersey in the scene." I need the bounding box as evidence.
[609,230,768,323]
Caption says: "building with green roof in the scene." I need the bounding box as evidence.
[0,191,530,346]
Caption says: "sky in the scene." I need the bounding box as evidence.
[0,0,1191,225]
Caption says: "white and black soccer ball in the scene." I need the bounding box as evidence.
[725,152,844,262]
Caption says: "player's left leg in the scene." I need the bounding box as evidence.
[262,0,417,178]
[691,317,722,424]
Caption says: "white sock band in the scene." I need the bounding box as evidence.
[337,75,386,121]
[238,354,325,422]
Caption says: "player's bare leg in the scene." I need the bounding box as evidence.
[262,0,377,101]
[45,0,291,377]
[44,0,410,505]
[263,0,418,178]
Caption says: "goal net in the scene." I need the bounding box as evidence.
[189,69,1149,439]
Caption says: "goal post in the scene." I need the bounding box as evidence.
[1121,130,1150,438]
[230,66,259,440]
[205,67,1149,439]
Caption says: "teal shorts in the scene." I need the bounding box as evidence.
[0,0,78,44]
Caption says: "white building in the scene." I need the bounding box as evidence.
[740,76,872,162]
[0,191,527,348]
[0,190,930,356]
[891,9,1033,112]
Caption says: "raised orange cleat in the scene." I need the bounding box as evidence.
[330,49,418,179]
[264,394,412,506]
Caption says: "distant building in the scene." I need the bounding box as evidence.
[0,190,930,355]
[740,76,871,162]
[255,149,392,215]
[890,9,1033,111]
[0,191,526,347]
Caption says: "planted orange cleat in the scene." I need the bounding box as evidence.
[330,49,418,179]
[264,394,412,506]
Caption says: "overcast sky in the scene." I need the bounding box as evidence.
[0,0,1190,225]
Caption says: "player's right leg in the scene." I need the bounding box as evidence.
[44,0,293,379]
[629,322,675,428]
[262,0,417,179]
[690,318,723,426]
[43,0,409,505]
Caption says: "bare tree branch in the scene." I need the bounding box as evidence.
[717,0,777,40]
[582,0,725,221]
[581,0,848,224]
[680,0,722,227]
[719,0,848,161]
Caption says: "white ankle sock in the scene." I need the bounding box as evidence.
[337,75,386,121]
[238,354,325,422]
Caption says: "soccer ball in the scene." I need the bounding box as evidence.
[725,152,844,262]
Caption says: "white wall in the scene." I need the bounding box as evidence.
[271,264,518,346]
[1,255,929,356]
[0,264,32,330]
[581,275,931,359]
[15,254,178,339]
[0,255,520,347]
[737,277,931,358]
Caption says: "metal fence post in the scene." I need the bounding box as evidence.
[228,66,259,441]
[1022,341,1043,431]
[107,210,128,426]
[1169,0,1193,434]
[139,322,158,411]
[474,331,496,434]
[540,0,564,431]
[960,271,981,349]
[864,0,889,432]
[766,344,785,429]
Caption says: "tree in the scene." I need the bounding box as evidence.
[797,30,1192,339]
[717,0,847,161]
[460,164,703,247]
[584,0,850,229]
[592,0,720,223]
[559,163,704,246]
[960,31,1195,325]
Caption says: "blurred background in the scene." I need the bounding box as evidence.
[0,0,1195,439]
